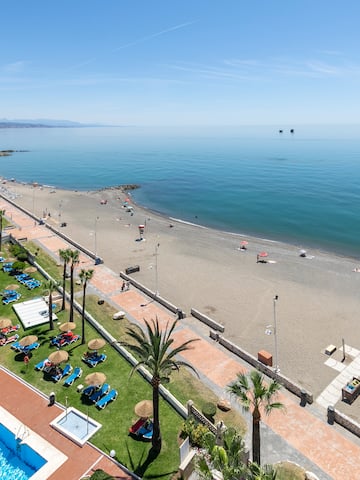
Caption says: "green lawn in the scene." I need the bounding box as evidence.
[0,242,246,479]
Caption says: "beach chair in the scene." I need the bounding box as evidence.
[10,336,22,350]
[89,383,110,403]
[21,342,40,354]
[35,358,50,371]
[63,367,82,386]
[1,324,20,335]
[95,389,118,409]
[82,385,96,397]
[82,353,107,368]
[129,418,147,435]
[0,334,19,347]
[52,364,72,383]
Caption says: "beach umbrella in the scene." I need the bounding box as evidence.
[88,338,106,350]
[85,372,106,386]
[24,266,37,273]
[5,284,19,290]
[48,350,69,365]
[299,249,307,257]
[134,400,153,418]
[240,240,248,246]
[19,335,38,347]
[258,252,268,258]
[0,318,12,329]
[59,322,76,332]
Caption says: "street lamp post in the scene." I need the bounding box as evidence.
[94,216,99,263]
[155,243,160,296]
[273,295,280,373]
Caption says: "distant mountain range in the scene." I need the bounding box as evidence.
[0,119,106,128]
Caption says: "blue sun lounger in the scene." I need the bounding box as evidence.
[89,383,110,403]
[52,364,72,382]
[82,385,96,396]
[82,353,107,368]
[95,389,118,409]
[35,358,50,371]
[63,367,82,386]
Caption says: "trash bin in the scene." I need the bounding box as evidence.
[125,265,140,275]
[49,392,56,406]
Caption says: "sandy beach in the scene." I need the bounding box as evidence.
[2,180,360,417]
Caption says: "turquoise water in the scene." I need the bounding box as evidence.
[0,125,360,256]
[0,423,46,479]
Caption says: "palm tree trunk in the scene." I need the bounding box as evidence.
[48,291,54,330]
[69,265,74,322]
[252,407,261,465]
[61,263,66,311]
[81,283,86,344]
[0,214,3,251]
[152,378,162,452]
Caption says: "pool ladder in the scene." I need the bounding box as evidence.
[16,424,29,442]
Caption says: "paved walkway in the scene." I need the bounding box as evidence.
[3,198,360,479]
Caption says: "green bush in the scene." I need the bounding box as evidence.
[202,402,216,421]
[181,417,210,447]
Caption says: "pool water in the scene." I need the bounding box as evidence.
[0,423,46,480]
[51,407,102,446]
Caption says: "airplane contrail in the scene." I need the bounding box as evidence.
[113,20,196,52]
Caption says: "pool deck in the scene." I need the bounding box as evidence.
[3,197,360,479]
[0,368,131,480]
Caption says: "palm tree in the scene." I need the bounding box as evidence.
[123,318,199,453]
[228,370,284,466]
[44,279,59,330]
[0,209,5,251]
[68,249,79,322]
[196,428,248,480]
[79,268,94,345]
[59,248,71,311]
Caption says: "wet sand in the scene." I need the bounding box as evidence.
[2,181,360,409]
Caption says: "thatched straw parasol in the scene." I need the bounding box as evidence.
[88,338,106,350]
[0,318,12,329]
[48,350,69,365]
[24,266,37,273]
[85,372,106,386]
[134,400,153,418]
[59,322,76,332]
[19,335,38,347]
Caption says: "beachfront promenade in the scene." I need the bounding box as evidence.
[2,197,360,479]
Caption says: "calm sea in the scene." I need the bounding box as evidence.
[0,125,360,257]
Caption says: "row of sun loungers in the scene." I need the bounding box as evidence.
[3,292,21,305]
[15,273,41,289]
[35,359,83,385]
[82,352,107,368]
[11,340,40,354]
[129,418,153,440]
[1,324,20,335]
[82,383,118,409]
[50,333,81,348]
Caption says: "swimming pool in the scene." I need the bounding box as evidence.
[0,423,46,480]
[0,406,68,480]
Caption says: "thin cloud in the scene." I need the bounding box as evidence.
[3,61,28,73]
[113,20,196,51]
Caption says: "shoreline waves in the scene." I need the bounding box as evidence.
[3,180,360,421]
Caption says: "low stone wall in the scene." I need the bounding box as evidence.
[120,271,180,315]
[328,406,360,438]
[2,194,103,264]
[186,400,217,434]
[210,330,313,405]
[191,308,225,332]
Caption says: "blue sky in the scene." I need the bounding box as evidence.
[2,1,360,126]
